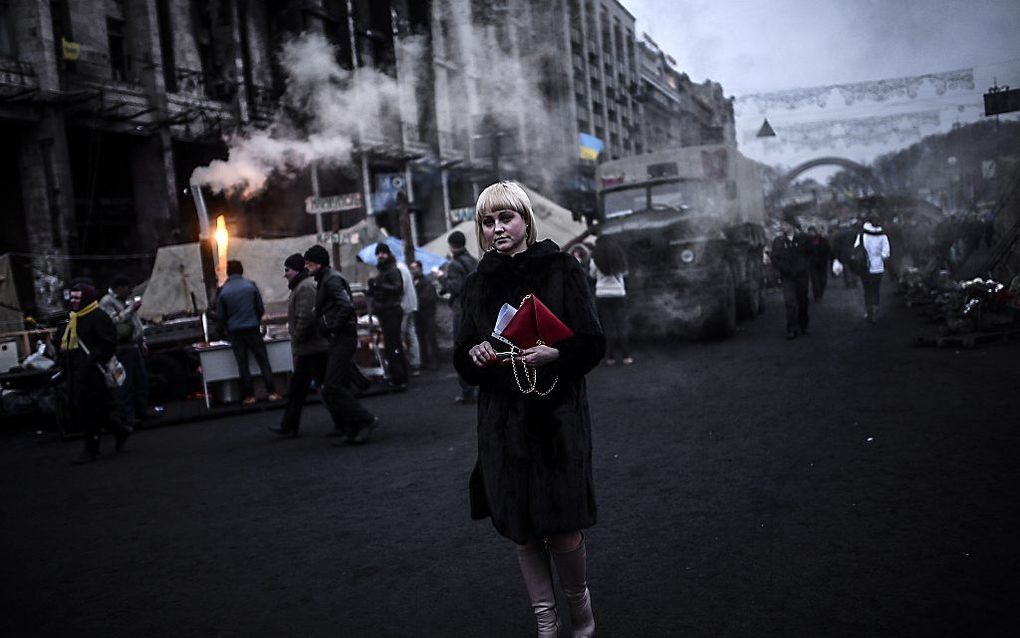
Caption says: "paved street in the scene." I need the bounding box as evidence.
[1,284,1017,637]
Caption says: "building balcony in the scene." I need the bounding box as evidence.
[249,84,279,124]
[172,67,235,103]
[163,92,237,141]
[0,58,39,102]
[401,121,431,158]
[438,129,466,162]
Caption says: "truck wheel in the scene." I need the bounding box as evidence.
[702,272,737,339]
[146,354,188,402]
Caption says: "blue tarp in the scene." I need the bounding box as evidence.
[357,236,447,273]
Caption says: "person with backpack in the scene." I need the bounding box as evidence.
[853,216,892,324]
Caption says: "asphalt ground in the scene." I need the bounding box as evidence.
[1,282,1017,637]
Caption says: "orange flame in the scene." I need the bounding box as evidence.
[214,215,229,284]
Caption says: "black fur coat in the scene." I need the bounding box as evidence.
[453,239,605,543]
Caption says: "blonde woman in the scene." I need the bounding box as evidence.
[454,181,605,637]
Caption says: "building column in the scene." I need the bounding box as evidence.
[129,129,178,256]
[19,108,77,316]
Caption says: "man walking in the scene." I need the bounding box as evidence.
[771,219,811,340]
[269,254,329,438]
[441,230,478,403]
[411,260,440,371]
[368,243,409,389]
[99,275,151,426]
[303,245,378,445]
[215,260,280,405]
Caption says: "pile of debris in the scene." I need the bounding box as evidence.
[900,267,1020,347]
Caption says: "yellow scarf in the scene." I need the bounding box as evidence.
[61,300,99,351]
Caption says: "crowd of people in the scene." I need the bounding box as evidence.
[769,215,892,339]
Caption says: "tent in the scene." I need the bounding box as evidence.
[357,236,447,272]
[140,219,384,321]
[420,186,589,259]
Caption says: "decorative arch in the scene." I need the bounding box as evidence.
[775,156,884,196]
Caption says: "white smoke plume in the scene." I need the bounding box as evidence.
[191,32,405,198]
[191,6,576,200]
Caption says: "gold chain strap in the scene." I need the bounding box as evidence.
[508,341,558,396]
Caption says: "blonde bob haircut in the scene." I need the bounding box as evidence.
[474,180,538,253]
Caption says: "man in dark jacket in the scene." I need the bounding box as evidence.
[771,219,811,339]
[368,242,408,389]
[59,280,132,463]
[304,245,378,445]
[441,230,478,403]
[215,260,279,405]
[411,260,440,371]
[270,254,329,438]
[806,226,833,302]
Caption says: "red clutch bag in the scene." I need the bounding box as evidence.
[501,294,574,349]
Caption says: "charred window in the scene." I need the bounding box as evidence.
[322,0,354,70]
[155,0,176,91]
[50,0,74,71]
[353,0,395,75]
[0,1,15,59]
[190,0,237,101]
[107,17,128,82]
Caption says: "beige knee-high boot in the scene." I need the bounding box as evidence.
[515,545,561,638]
[550,538,595,638]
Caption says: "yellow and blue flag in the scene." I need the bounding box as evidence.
[579,133,604,160]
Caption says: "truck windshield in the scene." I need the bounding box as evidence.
[650,181,703,211]
[602,187,647,219]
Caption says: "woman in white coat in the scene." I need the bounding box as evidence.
[854,216,891,323]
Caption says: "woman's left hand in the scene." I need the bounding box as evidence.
[518,344,560,368]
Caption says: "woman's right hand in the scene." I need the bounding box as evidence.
[468,340,499,367]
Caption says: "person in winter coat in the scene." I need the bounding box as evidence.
[368,243,409,389]
[215,260,279,405]
[442,230,479,403]
[453,181,605,638]
[589,234,632,365]
[771,219,812,339]
[304,245,378,445]
[60,280,132,463]
[270,254,330,438]
[854,216,892,323]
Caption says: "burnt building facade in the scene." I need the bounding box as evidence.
[0,0,734,318]
[636,34,735,154]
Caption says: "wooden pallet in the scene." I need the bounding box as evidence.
[914,328,1020,348]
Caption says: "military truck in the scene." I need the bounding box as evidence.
[592,144,767,338]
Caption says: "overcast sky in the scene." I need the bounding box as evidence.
[623,0,1020,171]
[624,0,1020,96]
